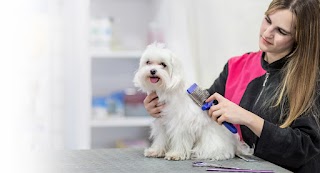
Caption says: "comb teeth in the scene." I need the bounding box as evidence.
[187,83,210,107]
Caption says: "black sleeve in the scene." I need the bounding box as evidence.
[206,62,229,96]
[255,113,320,170]
[254,86,320,170]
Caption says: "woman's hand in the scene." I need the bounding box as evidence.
[143,92,165,118]
[206,92,264,137]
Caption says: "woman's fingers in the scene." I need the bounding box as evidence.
[209,109,223,121]
[208,103,220,116]
[143,92,158,105]
[150,104,165,118]
[210,110,228,125]
[143,92,165,118]
[206,92,224,103]
[207,92,228,124]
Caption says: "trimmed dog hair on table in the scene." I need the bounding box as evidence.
[133,43,252,161]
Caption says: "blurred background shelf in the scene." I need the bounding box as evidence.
[90,49,142,58]
[91,117,154,127]
[88,0,159,149]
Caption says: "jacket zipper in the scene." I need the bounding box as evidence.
[254,72,270,107]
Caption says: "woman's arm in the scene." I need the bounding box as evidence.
[206,92,264,137]
[255,116,320,169]
[206,92,320,169]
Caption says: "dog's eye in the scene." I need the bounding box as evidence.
[146,60,151,65]
[160,62,167,68]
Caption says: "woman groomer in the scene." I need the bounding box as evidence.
[144,0,320,172]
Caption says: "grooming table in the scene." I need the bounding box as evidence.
[44,148,292,173]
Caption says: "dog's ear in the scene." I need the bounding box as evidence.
[133,69,141,88]
[167,53,184,90]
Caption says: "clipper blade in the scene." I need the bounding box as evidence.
[187,83,210,107]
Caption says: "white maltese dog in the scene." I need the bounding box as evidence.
[133,43,251,161]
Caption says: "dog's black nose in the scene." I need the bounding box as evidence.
[150,69,157,75]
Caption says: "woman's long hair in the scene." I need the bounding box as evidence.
[266,0,320,128]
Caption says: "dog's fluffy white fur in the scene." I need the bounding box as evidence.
[133,43,251,161]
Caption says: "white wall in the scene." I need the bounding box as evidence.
[155,0,272,88]
[196,0,272,88]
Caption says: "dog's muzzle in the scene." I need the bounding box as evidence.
[150,69,157,75]
[149,69,160,83]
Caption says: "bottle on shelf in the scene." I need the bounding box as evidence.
[92,96,108,120]
[89,16,114,52]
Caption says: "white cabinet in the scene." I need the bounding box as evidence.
[89,0,160,148]
[90,53,154,148]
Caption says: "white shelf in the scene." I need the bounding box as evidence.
[89,0,157,149]
[91,117,154,127]
[90,49,142,58]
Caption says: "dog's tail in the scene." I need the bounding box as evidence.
[234,134,254,156]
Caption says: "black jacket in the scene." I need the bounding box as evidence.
[207,51,320,172]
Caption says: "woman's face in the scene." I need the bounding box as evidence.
[259,9,296,62]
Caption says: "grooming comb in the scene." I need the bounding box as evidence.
[187,83,237,134]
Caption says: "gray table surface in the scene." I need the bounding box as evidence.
[40,148,292,173]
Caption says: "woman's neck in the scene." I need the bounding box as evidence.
[264,52,287,64]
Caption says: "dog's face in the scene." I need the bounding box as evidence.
[133,43,184,93]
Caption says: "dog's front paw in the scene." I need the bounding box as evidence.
[164,151,188,161]
[144,148,165,158]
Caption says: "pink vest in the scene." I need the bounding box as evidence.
[225,51,266,140]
